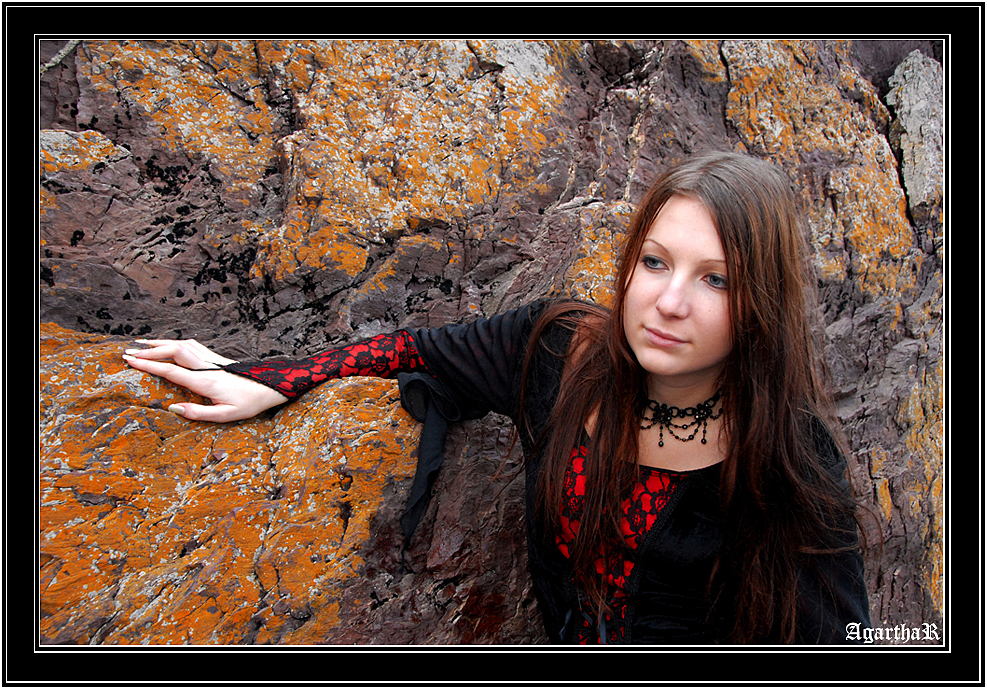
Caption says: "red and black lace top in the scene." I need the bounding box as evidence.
[558,445,683,644]
[220,331,428,401]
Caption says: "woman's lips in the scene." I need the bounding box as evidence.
[644,326,686,347]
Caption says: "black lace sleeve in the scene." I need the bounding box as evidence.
[220,331,427,401]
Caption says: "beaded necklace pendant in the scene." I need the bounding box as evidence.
[640,390,722,447]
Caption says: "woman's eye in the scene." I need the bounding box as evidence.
[642,256,665,270]
[706,274,728,290]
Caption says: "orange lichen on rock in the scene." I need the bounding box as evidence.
[682,40,727,82]
[562,200,635,306]
[78,40,279,194]
[39,322,420,644]
[249,39,567,283]
[38,130,132,217]
[825,158,918,298]
[896,357,944,612]
[722,40,915,299]
[723,40,884,161]
[39,129,130,174]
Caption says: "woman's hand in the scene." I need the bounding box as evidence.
[122,339,289,422]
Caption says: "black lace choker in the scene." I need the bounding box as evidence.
[640,389,723,446]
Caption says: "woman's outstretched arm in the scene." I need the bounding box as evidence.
[122,332,427,423]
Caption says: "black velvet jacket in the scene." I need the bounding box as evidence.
[399,299,872,644]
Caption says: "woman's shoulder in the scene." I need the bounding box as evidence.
[522,296,610,361]
[528,296,610,336]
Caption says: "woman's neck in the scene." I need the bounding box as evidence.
[646,378,721,409]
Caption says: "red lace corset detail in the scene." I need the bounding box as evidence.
[556,445,682,644]
[222,331,427,400]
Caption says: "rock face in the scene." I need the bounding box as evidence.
[39,323,536,644]
[39,39,943,644]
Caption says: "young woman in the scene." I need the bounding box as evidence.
[122,151,872,644]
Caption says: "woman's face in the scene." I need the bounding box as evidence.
[622,194,733,398]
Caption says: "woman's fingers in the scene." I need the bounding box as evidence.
[123,349,290,422]
[129,339,237,368]
[167,402,242,423]
[122,354,218,392]
[122,337,290,423]
[125,344,214,370]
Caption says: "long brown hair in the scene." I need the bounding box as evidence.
[525,151,857,643]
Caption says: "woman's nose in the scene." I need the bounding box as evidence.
[655,277,689,318]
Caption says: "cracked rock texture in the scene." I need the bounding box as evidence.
[39,39,943,644]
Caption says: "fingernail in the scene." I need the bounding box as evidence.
[125,349,140,355]
[168,405,186,417]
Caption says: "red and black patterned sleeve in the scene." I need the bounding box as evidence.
[219,331,428,401]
